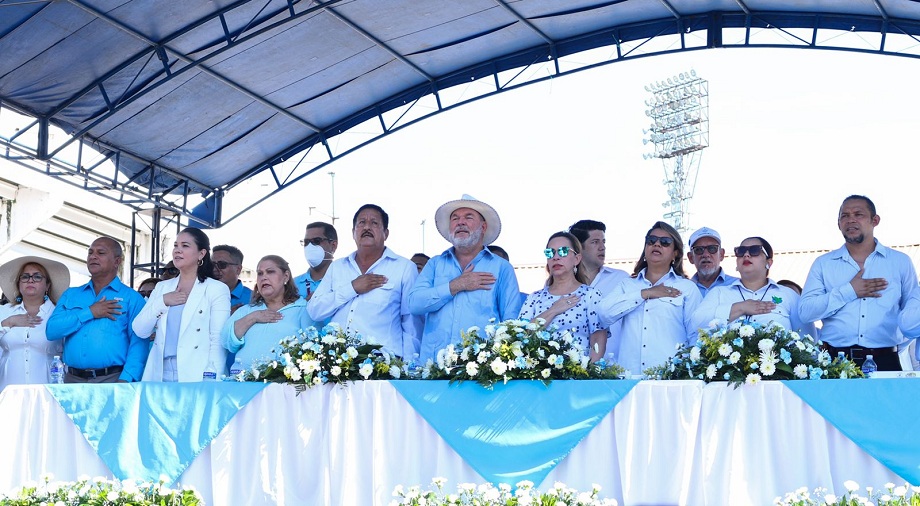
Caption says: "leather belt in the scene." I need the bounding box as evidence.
[824,344,897,360]
[68,365,123,379]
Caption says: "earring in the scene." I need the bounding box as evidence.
[15,296,22,304]
[43,294,49,302]
[198,259,204,266]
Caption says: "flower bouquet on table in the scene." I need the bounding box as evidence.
[424,318,625,388]
[645,319,863,387]
[233,323,403,387]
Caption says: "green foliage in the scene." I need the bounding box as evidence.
[0,475,202,506]
[424,318,625,388]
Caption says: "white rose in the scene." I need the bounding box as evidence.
[346,347,358,358]
[359,363,374,379]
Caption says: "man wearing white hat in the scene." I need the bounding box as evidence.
[686,226,738,298]
[409,195,522,362]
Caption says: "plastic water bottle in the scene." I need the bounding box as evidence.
[836,351,846,363]
[604,352,617,369]
[861,354,878,378]
[49,355,65,384]
[228,357,244,380]
[406,353,422,379]
[202,360,218,382]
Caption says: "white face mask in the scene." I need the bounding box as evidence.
[304,243,327,268]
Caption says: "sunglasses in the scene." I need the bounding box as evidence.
[162,267,179,276]
[734,245,765,257]
[213,261,240,270]
[300,237,330,246]
[645,235,675,247]
[544,246,572,259]
[19,273,45,283]
[139,290,153,298]
[692,245,720,256]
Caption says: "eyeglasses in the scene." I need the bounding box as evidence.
[162,267,179,276]
[300,237,330,246]
[692,245,720,256]
[645,235,674,247]
[213,261,240,270]
[734,245,765,257]
[544,246,572,259]
[139,290,153,298]
[19,273,45,283]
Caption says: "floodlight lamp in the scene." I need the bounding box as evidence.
[691,69,697,77]
[645,85,651,92]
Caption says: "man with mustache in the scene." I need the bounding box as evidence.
[409,195,522,363]
[800,195,919,371]
[307,204,421,358]
[686,226,738,297]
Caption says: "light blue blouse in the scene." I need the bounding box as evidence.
[222,299,314,368]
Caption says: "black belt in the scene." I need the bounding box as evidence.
[68,365,123,379]
[825,344,897,360]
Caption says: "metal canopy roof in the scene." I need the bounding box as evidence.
[2,0,919,227]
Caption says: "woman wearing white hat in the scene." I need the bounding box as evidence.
[0,256,71,390]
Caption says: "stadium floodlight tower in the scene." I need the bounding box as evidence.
[641,70,709,233]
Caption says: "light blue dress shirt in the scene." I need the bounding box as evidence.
[598,268,702,374]
[46,276,149,381]
[229,281,252,307]
[223,298,314,368]
[293,271,322,299]
[800,240,918,348]
[691,279,816,337]
[307,247,422,358]
[690,268,739,299]
[409,247,523,362]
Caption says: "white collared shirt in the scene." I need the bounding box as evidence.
[692,279,816,337]
[308,247,421,358]
[599,268,702,374]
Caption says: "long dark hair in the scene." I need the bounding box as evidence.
[631,221,688,278]
[180,227,216,283]
[251,255,300,306]
[545,231,589,286]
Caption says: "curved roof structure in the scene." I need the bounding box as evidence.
[2,0,919,227]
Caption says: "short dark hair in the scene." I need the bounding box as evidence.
[487,245,509,262]
[411,253,430,261]
[213,245,244,264]
[352,204,389,229]
[306,221,338,242]
[569,220,606,245]
[842,195,877,217]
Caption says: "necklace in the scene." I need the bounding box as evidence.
[736,284,770,302]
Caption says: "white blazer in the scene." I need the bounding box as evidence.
[133,276,231,382]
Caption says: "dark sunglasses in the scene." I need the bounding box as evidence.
[692,245,720,256]
[162,267,179,276]
[544,246,572,259]
[300,237,330,246]
[734,245,765,257]
[139,290,153,298]
[645,235,675,247]
[19,273,45,283]
[213,261,240,270]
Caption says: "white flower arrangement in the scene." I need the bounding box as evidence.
[424,318,625,388]
[232,323,403,387]
[775,480,920,505]
[390,478,618,506]
[0,474,201,505]
[647,320,863,387]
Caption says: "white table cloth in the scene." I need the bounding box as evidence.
[0,381,909,506]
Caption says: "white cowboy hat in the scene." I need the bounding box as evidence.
[0,256,71,304]
[434,194,501,246]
